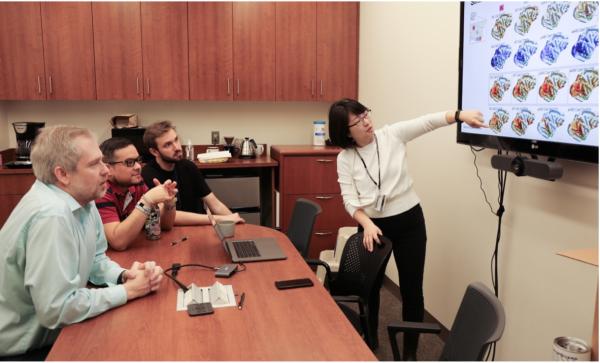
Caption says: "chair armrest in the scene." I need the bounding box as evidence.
[333,295,361,304]
[305,258,331,274]
[387,321,441,335]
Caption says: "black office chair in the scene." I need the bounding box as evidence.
[387,281,505,361]
[286,198,322,258]
[311,232,393,349]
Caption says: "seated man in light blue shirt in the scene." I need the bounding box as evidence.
[0,126,164,360]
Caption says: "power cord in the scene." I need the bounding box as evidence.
[470,146,508,362]
[163,262,247,292]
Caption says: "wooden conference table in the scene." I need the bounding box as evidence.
[46,224,376,361]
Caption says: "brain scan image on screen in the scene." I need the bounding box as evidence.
[542,2,570,30]
[515,6,540,35]
[514,40,538,67]
[489,109,510,133]
[490,77,512,102]
[491,44,512,70]
[513,74,537,101]
[491,14,513,40]
[511,109,536,135]
[537,109,565,138]
[540,34,569,64]
[570,69,599,101]
[573,1,599,23]
[568,110,599,141]
[539,71,567,102]
[571,28,599,62]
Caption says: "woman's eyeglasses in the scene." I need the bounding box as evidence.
[348,109,372,128]
[108,157,143,168]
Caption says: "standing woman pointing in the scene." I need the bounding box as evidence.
[328,98,485,357]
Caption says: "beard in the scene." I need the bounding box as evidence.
[159,149,182,164]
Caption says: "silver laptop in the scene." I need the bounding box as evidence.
[205,203,286,263]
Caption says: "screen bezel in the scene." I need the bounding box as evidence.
[456,2,599,164]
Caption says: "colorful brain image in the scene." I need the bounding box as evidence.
[539,72,567,102]
[491,44,512,70]
[537,109,565,138]
[542,2,570,29]
[489,109,510,133]
[515,6,539,35]
[568,110,599,141]
[514,40,538,67]
[573,1,599,23]
[512,74,537,102]
[540,34,569,64]
[490,77,511,102]
[570,69,599,101]
[571,28,599,61]
[511,109,536,136]
[491,14,513,40]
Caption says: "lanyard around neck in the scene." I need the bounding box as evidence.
[354,134,381,190]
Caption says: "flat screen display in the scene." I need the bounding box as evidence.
[458,1,599,163]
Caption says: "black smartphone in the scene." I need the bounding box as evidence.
[275,278,314,290]
[187,302,214,316]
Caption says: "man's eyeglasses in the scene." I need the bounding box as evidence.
[108,157,143,168]
[349,109,372,128]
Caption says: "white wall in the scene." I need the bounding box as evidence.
[360,2,598,360]
[3,101,329,149]
[0,102,7,151]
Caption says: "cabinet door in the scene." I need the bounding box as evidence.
[41,2,96,100]
[316,2,358,101]
[275,2,316,101]
[0,3,46,100]
[92,2,143,100]
[189,2,233,101]
[141,2,189,100]
[233,2,276,101]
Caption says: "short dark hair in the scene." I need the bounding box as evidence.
[99,137,134,162]
[328,98,368,149]
[143,121,176,150]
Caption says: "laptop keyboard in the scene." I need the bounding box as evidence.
[232,240,261,258]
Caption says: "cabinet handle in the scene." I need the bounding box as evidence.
[320,80,323,96]
[314,232,333,236]
[236,79,240,96]
[37,76,41,94]
[136,76,140,95]
[227,78,231,95]
[316,159,333,163]
[311,79,315,96]
[315,195,333,200]
[145,78,150,95]
[48,76,53,94]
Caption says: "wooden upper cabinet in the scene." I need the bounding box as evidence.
[141,2,189,100]
[0,3,46,100]
[41,2,96,100]
[189,2,233,101]
[275,2,316,101]
[233,2,276,101]
[317,2,359,101]
[92,2,143,100]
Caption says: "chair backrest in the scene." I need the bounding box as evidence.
[285,198,322,258]
[332,232,393,298]
[440,282,506,361]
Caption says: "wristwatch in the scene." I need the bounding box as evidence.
[135,200,152,216]
[455,110,462,123]
[117,270,126,284]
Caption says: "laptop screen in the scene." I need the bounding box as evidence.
[204,202,226,241]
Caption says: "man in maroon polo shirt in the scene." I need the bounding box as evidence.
[95,137,177,251]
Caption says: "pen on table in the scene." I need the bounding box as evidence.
[171,236,188,246]
[237,292,246,310]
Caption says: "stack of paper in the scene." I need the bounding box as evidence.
[197,150,231,162]
[176,282,236,311]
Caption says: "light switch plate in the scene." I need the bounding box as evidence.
[211,131,220,145]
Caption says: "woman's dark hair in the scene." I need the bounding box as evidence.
[328,98,368,149]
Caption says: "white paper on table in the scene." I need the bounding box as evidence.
[176,281,236,311]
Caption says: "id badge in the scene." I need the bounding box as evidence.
[375,193,387,212]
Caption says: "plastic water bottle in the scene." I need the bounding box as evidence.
[186,140,194,161]
[313,120,326,146]
[144,206,161,240]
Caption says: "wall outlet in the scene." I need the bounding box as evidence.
[211,131,220,145]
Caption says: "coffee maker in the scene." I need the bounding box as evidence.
[5,122,45,168]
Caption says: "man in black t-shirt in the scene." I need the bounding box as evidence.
[141,121,244,226]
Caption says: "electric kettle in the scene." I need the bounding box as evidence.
[239,137,258,158]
